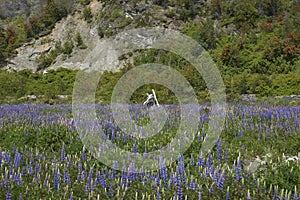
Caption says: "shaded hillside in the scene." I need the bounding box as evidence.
[0,0,299,103]
[0,0,299,74]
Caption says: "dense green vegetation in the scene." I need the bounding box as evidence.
[0,104,299,199]
[0,1,299,199]
[0,0,299,103]
[0,66,299,104]
[0,0,90,66]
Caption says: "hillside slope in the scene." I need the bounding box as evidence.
[0,0,299,75]
[5,1,103,72]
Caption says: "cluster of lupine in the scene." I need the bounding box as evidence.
[0,104,299,199]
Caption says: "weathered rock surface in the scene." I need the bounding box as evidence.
[244,153,300,174]
[3,0,189,72]
[6,0,105,72]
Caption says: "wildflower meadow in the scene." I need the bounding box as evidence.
[0,103,299,199]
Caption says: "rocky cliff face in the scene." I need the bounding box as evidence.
[0,0,47,19]
[5,0,105,72]
[4,0,188,72]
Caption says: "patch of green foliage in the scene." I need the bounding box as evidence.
[0,103,299,199]
[83,7,93,23]
[0,0,78,66]
[0,65,300,105]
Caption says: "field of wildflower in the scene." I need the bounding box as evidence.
[0,103,299,199]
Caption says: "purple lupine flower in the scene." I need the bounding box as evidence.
[85,179,90,194]
[69,193,73,200]
[190,178,197,190]
[217,171,225,190]
[95,171,101,184]
[206,151,213,169]
[19,193,23,200]
[238,131,244,137]
[178,155,185,174]
[67,157,73,168]
[113,160,119,170]
[2,179,7,188]
[77,162,82,182]
[14,172,22,186]
[85,167,94,193]
[43,175,49,187]
[14,150,22,168]
[293,186,298,200]
[190,154,194,166]
[97,171,108,189]
[174,172,181,187]
[235,158,242,182]
[121,171,127,187]
[61,144,66,162]
[197,155,204,167]
[132,142,137,153]
[81,165,86,180]
[81,150,86,161]
[216,139,222,165]
[167,179,171,190]
[108,183,115,197]
[34,162,41,183]
[91,178,97,191]
[0,149,2,167]
[37,153,42,161]
[226,189,230,200]
[177,187,183,200]
[63,167,71,186]
[153,175,160,187]
[88,167,94,182]
[159,163,168,184]
[156,188,161,199]
[198,187,202,200]
[28,165,33,175]
[108,169,116,180]
[6,189,12,200]
[122,132,127,143]
[225,150,229,163]
[8,163,13,177]
[54,170,60,191]
[128,164,137,182]
[29,153,34,165]
[4,152,11,163]
[181,171,187,187]
[273,188,278,199]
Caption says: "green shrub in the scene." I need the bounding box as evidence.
[104,29,115,37]
[97,26,105,38]
[37,53,54,71]
[83,7,93,23]
[75,32,87,49]
[62,40,74,55]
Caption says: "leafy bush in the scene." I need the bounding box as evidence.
[75,32,87,49]
[83,7,93,23]
[62,40,74,55]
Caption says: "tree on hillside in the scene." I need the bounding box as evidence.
[0,26,8,64]
[6,26,18,45]
[255,0,285,16]
[41,0,69,29]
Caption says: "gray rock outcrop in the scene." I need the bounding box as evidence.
[5,0,105,72]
